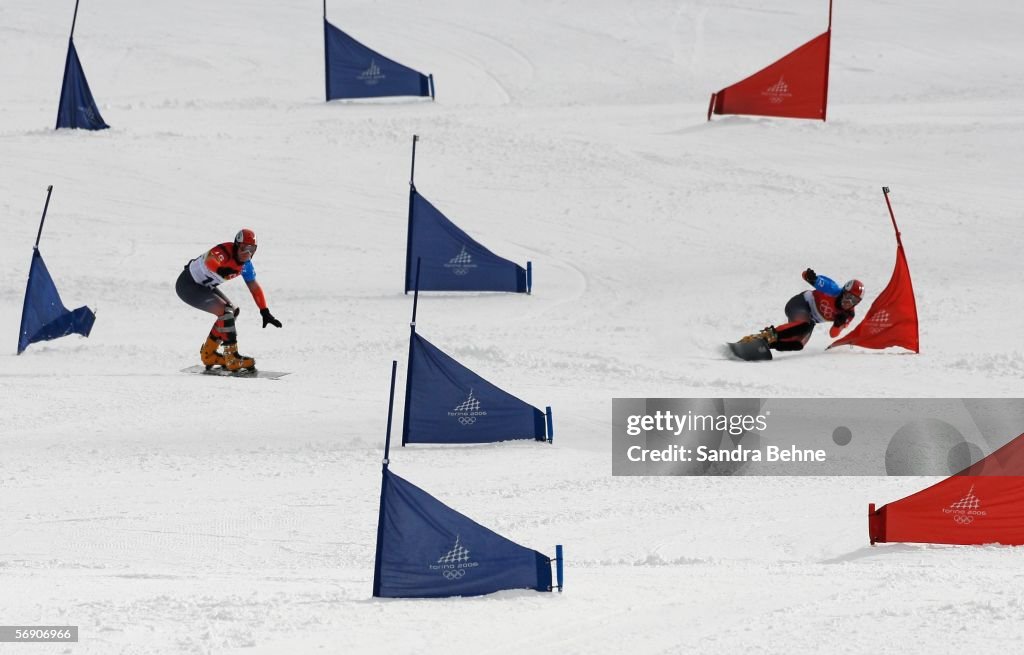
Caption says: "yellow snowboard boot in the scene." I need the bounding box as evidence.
[200,337,225,369]
[223,341,256,371]
[738,326,777,345]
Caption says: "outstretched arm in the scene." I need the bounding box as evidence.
[242,262,282,328]
[245,280,282,327]
[245,279,267,311]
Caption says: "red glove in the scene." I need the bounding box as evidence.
[830,313,853,338]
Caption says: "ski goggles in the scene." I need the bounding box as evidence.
[237,243,257,256]
[840,293,861,308]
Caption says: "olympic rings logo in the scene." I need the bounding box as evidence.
[954,515,974,525]
[458,416,476,425]
[442,570,466,580]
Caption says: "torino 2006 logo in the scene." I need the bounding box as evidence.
[357,59,386,85]
[449,389,487,426]
[942,485,987,525]
[444,246,478,276]
[866,310,893,335]
[430,535,479,580]
[762,77,792,104]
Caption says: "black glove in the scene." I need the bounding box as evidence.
[216,266,236,278]
[802,268,817,285]
[260,308,282,328]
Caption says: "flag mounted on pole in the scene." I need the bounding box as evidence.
[404,136,531,293]
[403,333,550,444]
[401,260,552,445]
[18,186,97,354]
[373,361,563,598]
[829,187,920,353]
[323,1,434,101]
[707,0,832,121]
[869,432,1024,546]
[406,190,530,292]
[55,0,108,130]
[374,468,557,597]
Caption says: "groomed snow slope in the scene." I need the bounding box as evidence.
[1,1,1023,652]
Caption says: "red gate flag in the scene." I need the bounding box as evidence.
[707,1,832,121]
[829,188,920,353]
[870,434,1024,546]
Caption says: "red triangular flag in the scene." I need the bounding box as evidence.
[870,433,1024,546]
[830,229,920,352]
[708,30,831,121]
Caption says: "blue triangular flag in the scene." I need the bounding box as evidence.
[405,189,528,292]
[18,249,96,354]
[373,468,552,597]
[324,20,432,101]
[403,333,546,444]
[56,39,108,130]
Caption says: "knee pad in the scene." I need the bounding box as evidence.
[211,310,237,342]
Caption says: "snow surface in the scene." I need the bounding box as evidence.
[2,0,1023,652]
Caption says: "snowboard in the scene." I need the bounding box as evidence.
[727,338,773,361]
[180,365,291,380]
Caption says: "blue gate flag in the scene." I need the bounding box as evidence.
[403,333,547,444]
[55,39,108,130]
[373,468,553,598]
[18,249,96,354]
[405,189,529,293]
[324,20,433,101]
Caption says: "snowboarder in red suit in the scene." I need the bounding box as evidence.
[741,269,863,351]
[174,229,283,370]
